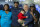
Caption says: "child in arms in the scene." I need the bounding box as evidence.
[18,9,28,26]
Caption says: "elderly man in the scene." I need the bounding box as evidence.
[22,4,34,27]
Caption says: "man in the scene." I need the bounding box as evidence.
[22,4,34,27]
[11,2,22,27]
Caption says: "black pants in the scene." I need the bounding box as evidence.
[39,22,40,27]
[34,23,39,27]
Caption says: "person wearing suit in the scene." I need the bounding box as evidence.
[22,4,34,27]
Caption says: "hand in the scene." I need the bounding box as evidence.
[0,16,1,18]
[30,12,33,15]
[26,16,28,18]
[35,19,37,22]
[22,23,25,26]
[34,17,37,22]
[33,15,37,22]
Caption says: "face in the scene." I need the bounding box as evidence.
[14,3,18,8]
[4,5,8,11]
[24,5,29,11]
[30,7,34,11]
[21,11,25,14]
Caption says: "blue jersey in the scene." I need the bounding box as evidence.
[0,10,3,25]
[1,11,12,27]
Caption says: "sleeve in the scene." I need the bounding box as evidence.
[21,15,26,19]
[0,11,2,16]
[0,12,1,18]
[18,14,26,19]
[0,11,3,18]
[24,13,33,25]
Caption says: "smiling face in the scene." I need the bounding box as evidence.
[4,4,9,11]
[14,3,19,8]
[30,7,34,12]
[24,5,29,11]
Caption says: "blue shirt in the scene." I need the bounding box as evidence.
[0,10,3,25]
[1,11,12,26]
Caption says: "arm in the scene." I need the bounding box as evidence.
[0,13,1,18]
[24,13,33,25]
[18,14,27,19]
[31,14,37,22]
[0,16,1,18]
[30,11,39,22]
[21,15,26,19]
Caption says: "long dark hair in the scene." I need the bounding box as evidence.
[30,6,39,21]
[3,4,9,11]
[30,6,36,13]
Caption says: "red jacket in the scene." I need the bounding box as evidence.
[18,13,26,19]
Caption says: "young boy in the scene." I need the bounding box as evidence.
[18,9,28,26]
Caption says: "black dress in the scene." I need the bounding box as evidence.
[33,10,39,27]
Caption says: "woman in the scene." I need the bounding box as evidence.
[1,4,12,27]
[30,6,39,27]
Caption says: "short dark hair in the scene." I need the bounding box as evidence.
[3,4,9,11]
[14,2,19,5]
[25,4,28,5]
